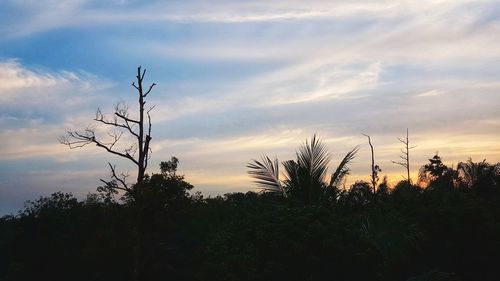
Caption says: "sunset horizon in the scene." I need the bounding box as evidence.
[1,1,499,215]
[2,2,500,280]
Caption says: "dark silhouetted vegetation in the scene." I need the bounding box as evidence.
[3,69,499,280]
[247,134,359,205]
[1,153,500,281]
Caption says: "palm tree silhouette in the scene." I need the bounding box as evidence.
[247,134,359,204]
[457,159,500,195]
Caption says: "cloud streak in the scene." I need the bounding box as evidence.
[0,1,500,214]
[2,0,497,38]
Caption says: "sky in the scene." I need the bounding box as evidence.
[1,0,500,214]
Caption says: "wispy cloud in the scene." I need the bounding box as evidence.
[2,0,497,38]
[414,90,444,98]
[0,60,109,107]
[1,0,500,214]
[0,60,113,161]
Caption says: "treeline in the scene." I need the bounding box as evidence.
[1,154,500,281]
[34,67,499,280]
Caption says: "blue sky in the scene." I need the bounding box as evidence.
[1,0,500,214]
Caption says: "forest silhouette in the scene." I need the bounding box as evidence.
[1,68,500,281]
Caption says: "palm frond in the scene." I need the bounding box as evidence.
[297,134,331,182]
[282,159,299,193]
[495,163,500,175]
[329,146,360,188]
[247,156,282,193]
[458,158,498,188]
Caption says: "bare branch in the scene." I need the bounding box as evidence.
[114,103,129,116]
[143,105,154,172]
[397,137,407,144]
[95,109,136,131]
[147,107,154,135]
[132,82,139,91]
[99,179,129,192]
[61,66,157,196]
[391,128,415,184]
[125,143,138,158]
[60,128,95,148]
[392,160,408,168]
[61,127,139,166]
[94,104,141,140]
[115,112,140,125]
[144,83,156,97]
[104,131,121,149]
[96,140,138,165]
[107,162,130,190]
[59,133,92,149]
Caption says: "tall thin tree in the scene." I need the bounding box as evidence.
[392,128,416,184]
[60,66,156,194]
[362,133,381,193]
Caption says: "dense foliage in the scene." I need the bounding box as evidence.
[1,156,500,281]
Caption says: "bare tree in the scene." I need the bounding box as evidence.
[392,128,416,184]
[60,66,156,194]
[362,133,381,193]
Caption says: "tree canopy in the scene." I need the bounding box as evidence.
[2,153,499,281]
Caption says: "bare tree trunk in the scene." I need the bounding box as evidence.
[60,66,156,194]
[405,129,411,184]
[392,128,416,185]
[60,66,157,281]
[363,134,377,193]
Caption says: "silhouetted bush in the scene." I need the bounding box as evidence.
[1,157,500,281]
